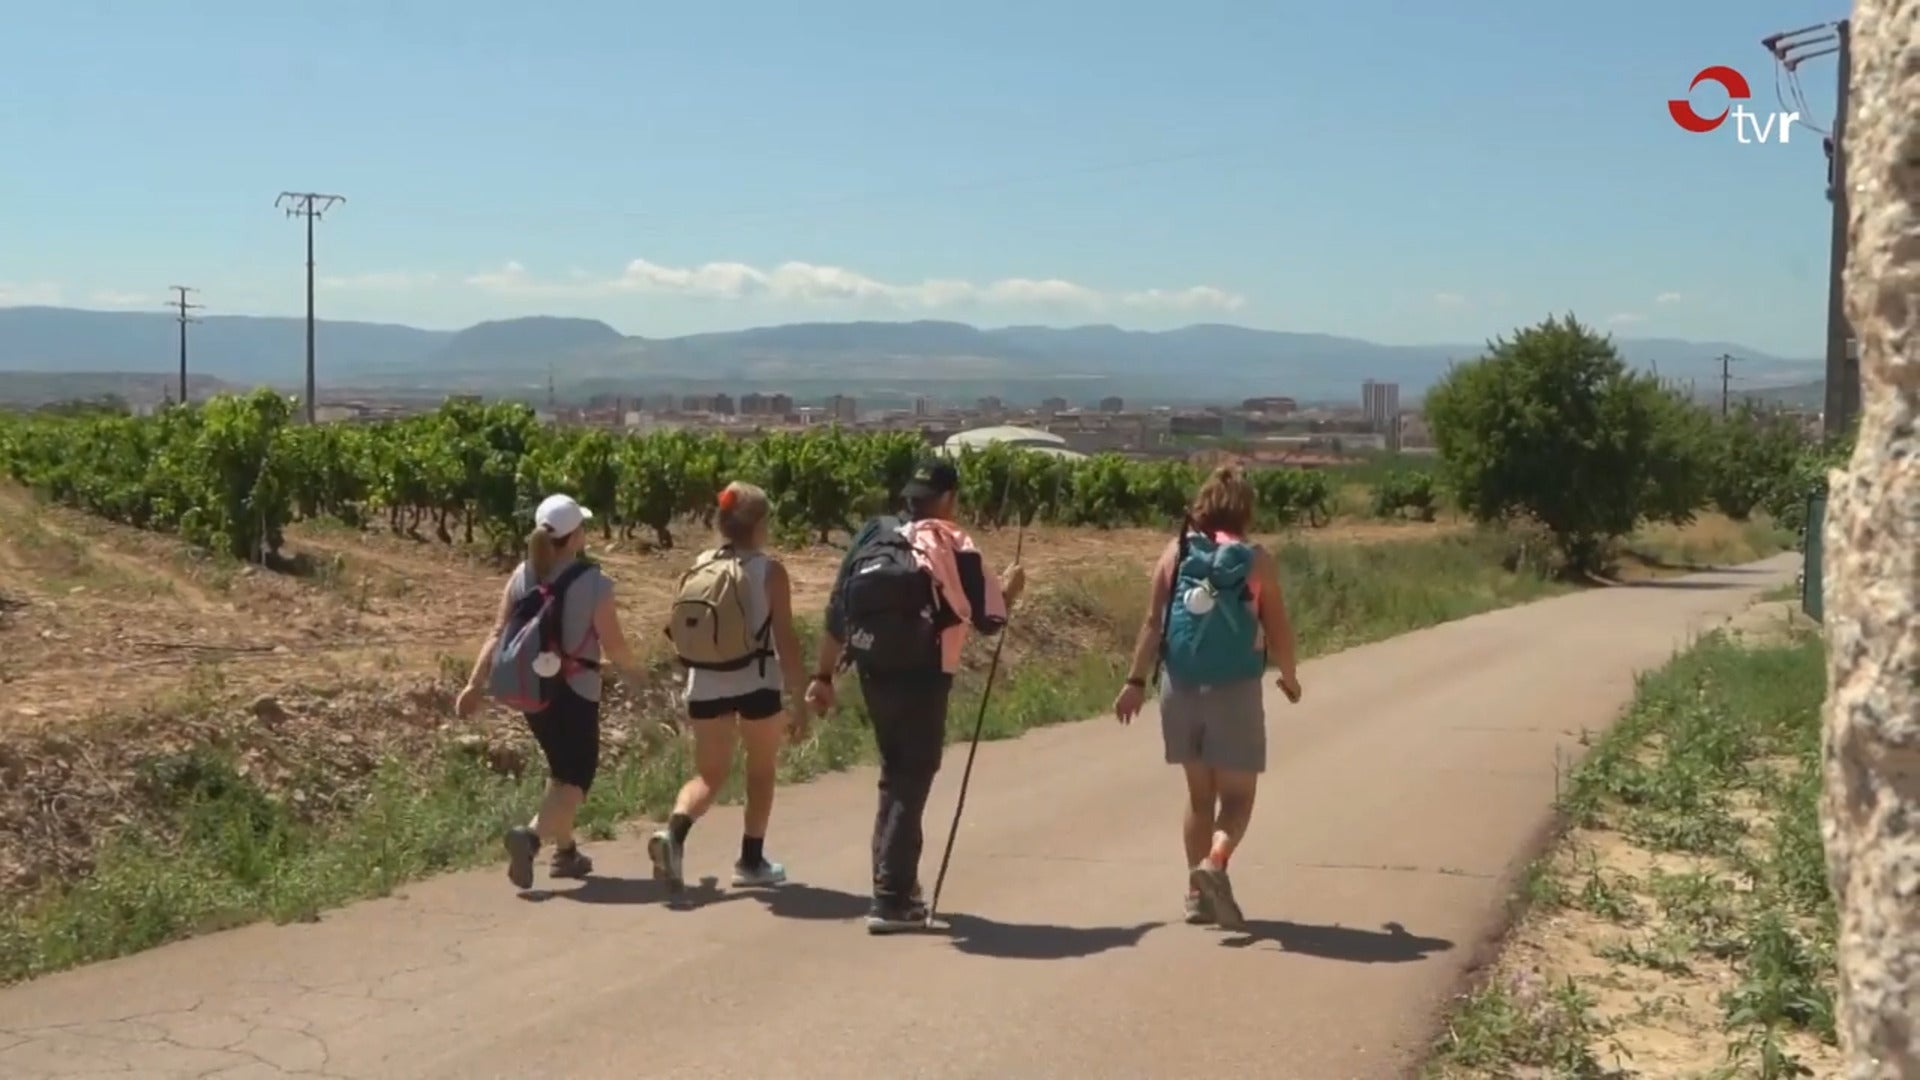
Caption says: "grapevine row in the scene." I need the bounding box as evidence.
[0,391,1335,559]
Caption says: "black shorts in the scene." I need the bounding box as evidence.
[525,686,601,792]
[687,687,785,721]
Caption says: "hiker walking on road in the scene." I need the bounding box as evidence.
[650,482,812,893]
[457,494,641,889]
[1112,466,1302,931]
[806,459,1025,933]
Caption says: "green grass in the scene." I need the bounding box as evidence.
[1426,629,1833,1079]
[0,528,1562,985]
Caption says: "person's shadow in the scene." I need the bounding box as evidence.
[745,882,1163,961]
[1219,919,1453,962]
[526,874,736,910]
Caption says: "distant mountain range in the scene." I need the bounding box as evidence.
[0,305,1822,408]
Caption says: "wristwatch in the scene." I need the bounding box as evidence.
[809,673,833,686]
[1124,676,1146,689]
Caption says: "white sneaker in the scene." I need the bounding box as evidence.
[733,859,787,888]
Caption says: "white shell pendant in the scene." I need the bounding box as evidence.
[1183,584,1216,615]
[531,652,562,678]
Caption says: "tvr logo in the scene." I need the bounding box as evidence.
[1668,66,1800,144]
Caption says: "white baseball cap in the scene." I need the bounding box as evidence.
[534,494,593,538]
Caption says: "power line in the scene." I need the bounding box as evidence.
[1762,19,1854,437]
[276,192,345,424]
[167,285,202,407]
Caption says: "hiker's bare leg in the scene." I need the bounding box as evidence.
[533,781,584,847]
[1180,763,1218,869]
[739,712,785,839]
[675,717,739,821]
[1209,768,1259,866]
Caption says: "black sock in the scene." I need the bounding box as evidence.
[669,813,694,845]
[555,840,576,856]
[740,835,765,868]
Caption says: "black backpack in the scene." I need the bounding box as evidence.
[838,516,953,675]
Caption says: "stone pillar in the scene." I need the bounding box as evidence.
[1819,0,1920,1075]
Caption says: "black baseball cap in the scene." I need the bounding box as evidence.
[901,458,959,500]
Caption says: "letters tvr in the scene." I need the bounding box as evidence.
[1731,104,1800,144]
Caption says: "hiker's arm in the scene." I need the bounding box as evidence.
[764,559,809,693]
[1254,547,1299,682]
[1122,546,1175,684]
[592,587,639,674]
[464,578,515,691]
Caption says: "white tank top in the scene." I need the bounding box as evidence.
[683,550,783,701]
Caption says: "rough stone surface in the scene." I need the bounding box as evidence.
[1821,1,1920,1076]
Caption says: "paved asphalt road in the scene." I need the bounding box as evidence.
[0,556,1798,1079]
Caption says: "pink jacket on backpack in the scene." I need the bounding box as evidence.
[902,518,1008,675]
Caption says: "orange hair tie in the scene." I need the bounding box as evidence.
[717,488,738,512]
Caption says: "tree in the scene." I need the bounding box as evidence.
[1710,402,1807,520]
[1819,1,1920,1072]
[1425,314,1711,574]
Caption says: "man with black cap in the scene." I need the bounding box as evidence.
[806,457,1026,932]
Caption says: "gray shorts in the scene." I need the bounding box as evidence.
[1159,675,1266,773]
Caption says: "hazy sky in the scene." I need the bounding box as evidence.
[0,0,1852,356]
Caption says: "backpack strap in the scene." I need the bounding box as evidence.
[1152,516,1195,684]
[542,559,601,671]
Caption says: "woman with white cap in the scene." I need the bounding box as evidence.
[456,493,640,888]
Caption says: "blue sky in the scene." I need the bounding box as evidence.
[0,0,1851,356]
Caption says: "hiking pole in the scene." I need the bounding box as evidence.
[926,468,1036,927]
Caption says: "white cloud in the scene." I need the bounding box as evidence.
[319,271,440,291]
[465,257,1246,314]
[1431,291,1470,308]
[1609,312,1646,325]
[88,289,152,308]
[1655,291,1683,305]
[0,281,63,306]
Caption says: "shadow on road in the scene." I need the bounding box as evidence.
[541,874,735,909]
[1220,919,1453,963]
[1618,579,1751,591]
[745,882,1164,960]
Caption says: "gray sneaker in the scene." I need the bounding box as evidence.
[1190,863,1245,931]
[733,859,787,888]
[647,829,684,889]
[1184,890,1215,925]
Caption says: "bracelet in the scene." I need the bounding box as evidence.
[1125,677,1146,689]
[810,673,833,685]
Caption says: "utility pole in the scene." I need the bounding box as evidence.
[1762,20,1851,438]
[275,192,345,423]
[1718,353,1742,417]
[1824,20,1854,439]
[167,286,202,406]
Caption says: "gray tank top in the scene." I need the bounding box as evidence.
[507,558,613,702]
[684,549,783,702]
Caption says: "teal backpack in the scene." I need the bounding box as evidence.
[1160,530,1266,687]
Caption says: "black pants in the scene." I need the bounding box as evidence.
[860,670,954,906]
[525,684,601,793]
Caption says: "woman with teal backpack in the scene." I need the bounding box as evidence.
[1112,465,1303,931]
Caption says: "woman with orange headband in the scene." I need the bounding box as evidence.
[651,481,811,895]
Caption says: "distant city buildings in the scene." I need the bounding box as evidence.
[1362,380,1402,451]
[1098,396,1124,413]
[1040,396,1068,415]
[1241,396,1298,415]
[824,394,858,423]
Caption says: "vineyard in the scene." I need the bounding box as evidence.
[0,390,1336,560]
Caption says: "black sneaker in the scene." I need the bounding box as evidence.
[550,846,594,880]
[504,826,540,889]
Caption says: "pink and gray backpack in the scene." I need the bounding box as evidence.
[488,560,599,713]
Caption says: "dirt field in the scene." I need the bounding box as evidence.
[0,483,1464,731]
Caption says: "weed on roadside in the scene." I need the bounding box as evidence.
[1426,629,1837,1078]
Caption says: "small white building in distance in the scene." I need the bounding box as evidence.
[939,425,1089,461]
